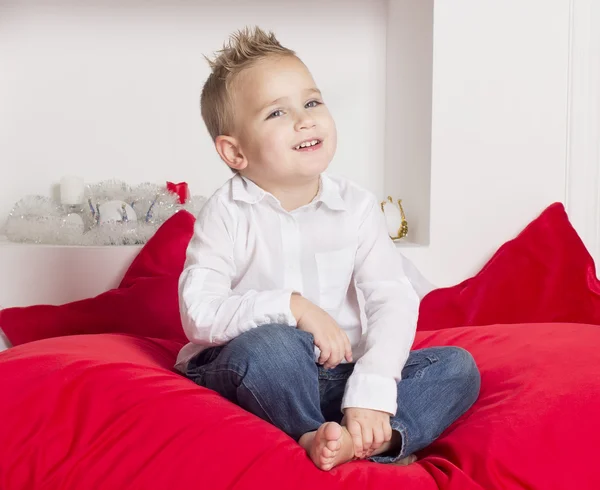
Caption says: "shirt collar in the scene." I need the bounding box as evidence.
[315,173,346,211]
[231,174,265,204]
[231,173,346,211]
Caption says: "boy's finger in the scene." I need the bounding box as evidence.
[335,337,347,365]
[337,341,345,364]
[318,345,331,365]
[348,421,364,458]
[333,344,343,366]
[384,421,393,442]
[344,335,353,362]
[332,343,343,368]
[325,345,340,369]
[361,425,373,454]
[371,426,384,450]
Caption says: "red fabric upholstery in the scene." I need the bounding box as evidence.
[0,210,194,345]
[3,202,598,347]
[2,202,600,488]
[1,323,599,489]
[418,202,600,330]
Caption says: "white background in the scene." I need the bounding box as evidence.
[1,0,597,307]
[0,0,387,214]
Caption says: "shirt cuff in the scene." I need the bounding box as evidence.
[254,289,297,327]
[341,373,398,415]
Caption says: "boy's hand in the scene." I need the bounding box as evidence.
[291,293,352,369]
[342,408,392,459]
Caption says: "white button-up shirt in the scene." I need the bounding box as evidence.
[176,173,419,415]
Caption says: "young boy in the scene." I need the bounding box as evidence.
[175,27,480,471]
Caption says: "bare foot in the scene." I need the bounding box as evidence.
[299,422,354,471]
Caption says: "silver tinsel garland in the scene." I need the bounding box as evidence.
[3,180,206,246]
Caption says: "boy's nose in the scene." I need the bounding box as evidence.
[294,111,316,131]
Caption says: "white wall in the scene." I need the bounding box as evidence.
[0,0,386,217]
[0,0,576,304]
[385,0,433,245]
[565,0,600,266]
[401,0,571,286]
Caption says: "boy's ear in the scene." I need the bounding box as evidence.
[214,135,248,172]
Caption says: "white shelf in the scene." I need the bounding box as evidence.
[0,234,143,250]
[0,232,427,309]
[0,235,142,307]
[393,239,425,249]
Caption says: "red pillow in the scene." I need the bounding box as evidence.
[0,210,195,346]
[3,202,599,347]
[3,323,600,489]
[417,202,600,330]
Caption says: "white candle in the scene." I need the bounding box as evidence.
[60,176,85,205]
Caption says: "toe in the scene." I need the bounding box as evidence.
[323,422,342,442]
[324,446,338,458]
[325,439,340,452]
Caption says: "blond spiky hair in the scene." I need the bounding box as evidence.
[200,26,296,141]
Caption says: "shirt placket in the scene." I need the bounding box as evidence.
[278,212,303,294]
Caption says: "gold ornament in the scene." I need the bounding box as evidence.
[380,196,408,240]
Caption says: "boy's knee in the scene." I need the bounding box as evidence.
[443,347,481,400]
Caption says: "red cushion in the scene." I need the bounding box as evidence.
[3,202,600,346]
[417,202,600,330]
[0,210,195,345]
[1,323,599,489]
[412,322,600,489]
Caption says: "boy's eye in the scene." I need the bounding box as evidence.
[306,100,322,108]
[267,110,284,120]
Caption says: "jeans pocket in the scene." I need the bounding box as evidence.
[185,346,223,384]
[402,350,439,379]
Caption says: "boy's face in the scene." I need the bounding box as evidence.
[226,55,337,186]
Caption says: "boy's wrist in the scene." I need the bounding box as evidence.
[290,293,311,322]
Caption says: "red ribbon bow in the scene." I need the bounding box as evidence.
[166,181,190,204]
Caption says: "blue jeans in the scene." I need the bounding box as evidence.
[185,324,480,463]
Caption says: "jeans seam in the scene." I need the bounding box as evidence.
[426,353,439,363]
[201,365,277,427]
[404,353,439,368]
[406,353,439,379]
[239,377,276,426]
[199,365,244,377]
[185,347,223,379]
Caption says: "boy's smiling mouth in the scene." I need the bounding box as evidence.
[293,138,323,151]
